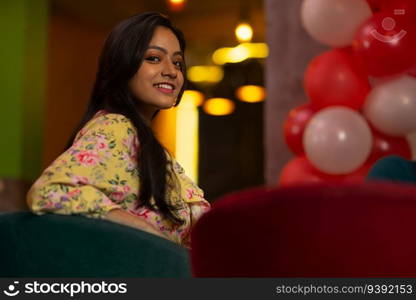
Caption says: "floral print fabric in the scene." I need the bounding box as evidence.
[27,112,210,247]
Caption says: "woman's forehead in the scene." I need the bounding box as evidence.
[148,26,181,52]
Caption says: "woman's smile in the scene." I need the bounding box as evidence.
[153,82,175,94]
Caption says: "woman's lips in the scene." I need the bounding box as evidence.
[155,86,174,94]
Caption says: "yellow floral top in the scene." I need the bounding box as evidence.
[27,111,210,248]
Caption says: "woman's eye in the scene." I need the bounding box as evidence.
[145,56,160,62]
[174,61,183,69]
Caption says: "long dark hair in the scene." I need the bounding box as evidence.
[67,12,186,224]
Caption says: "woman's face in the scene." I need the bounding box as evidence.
[129,26,184,118]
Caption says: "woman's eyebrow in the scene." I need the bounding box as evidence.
[147,45,183,57]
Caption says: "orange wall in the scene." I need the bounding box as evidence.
[43,11,108,167]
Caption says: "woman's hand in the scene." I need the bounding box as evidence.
[105,208,169,240]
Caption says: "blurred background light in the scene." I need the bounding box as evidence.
[203,98,235,116]
[168,0,186,11]
[187,66,224,83]
[176,90,199,183]
[240,43,269,59]
[212,47,233,65]
[235,22,253,43]
[181,90,205,107]
[235,85,266,103]
[212,43,269,65]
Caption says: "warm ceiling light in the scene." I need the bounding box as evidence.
[235,22,253,43]
[240,42,269,58]
[203,98,235,116]
[181,90,204,107]
[212,43,269,65]
[212,47,232,65]
[228,46,250,63]
[187,66,224,83]
[235,85,266,103]
[168,0,185,11]
[212,46,249,65]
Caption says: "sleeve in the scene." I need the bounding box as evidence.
[367,155,416,184]
[179,201,211,249]
[27,114,139,219]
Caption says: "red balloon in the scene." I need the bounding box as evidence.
[367,0,385,12]
[380,0,416,17]
[353,12,416,77]
[367,129,412,163]
[343,163,373,183]
[279,156,371,187]
[283,103,316,156]
[304,49,371,110]
[407,65,416,78]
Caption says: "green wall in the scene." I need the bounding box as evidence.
[0,0,48,181]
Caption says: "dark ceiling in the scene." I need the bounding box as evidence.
[52,0,265,57]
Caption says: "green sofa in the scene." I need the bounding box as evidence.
[0,212,191,277]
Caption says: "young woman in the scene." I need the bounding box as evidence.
[27,12,210,248]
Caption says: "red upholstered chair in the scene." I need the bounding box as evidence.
[191,183,416,277]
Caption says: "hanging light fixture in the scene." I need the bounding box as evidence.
[235,22,253,43]
[167,0,186,11]
[234,0,253,43]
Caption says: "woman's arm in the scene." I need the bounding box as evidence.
[105,208,168,239]
[27,114,168,240]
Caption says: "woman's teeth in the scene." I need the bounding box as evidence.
[155,83,173,90]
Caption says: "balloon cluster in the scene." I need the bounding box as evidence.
[280,0,415,186]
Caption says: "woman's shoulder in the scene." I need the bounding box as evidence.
[87,111,135,130]
[76,111,137,141]
[367,155,416,184]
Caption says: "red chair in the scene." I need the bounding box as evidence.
[191,183,416,277]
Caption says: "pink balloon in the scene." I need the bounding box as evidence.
[301,0,372,47]
[364,75,416,136]
[303,107,372,174]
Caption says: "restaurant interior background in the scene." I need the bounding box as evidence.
[4,0,416,210]
[0,0,267,208]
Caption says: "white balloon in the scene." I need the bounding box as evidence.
[364,75,416,137]
[301,0,372,47]
[303,107,372,174]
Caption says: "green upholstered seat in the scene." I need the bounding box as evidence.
[367,155,416,185]
[0,212,191,277]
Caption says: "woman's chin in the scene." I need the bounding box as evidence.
[157,102,176,110]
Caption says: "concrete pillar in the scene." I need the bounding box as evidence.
[264,0,326,184]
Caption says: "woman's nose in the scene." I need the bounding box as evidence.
[161,60,177,78]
